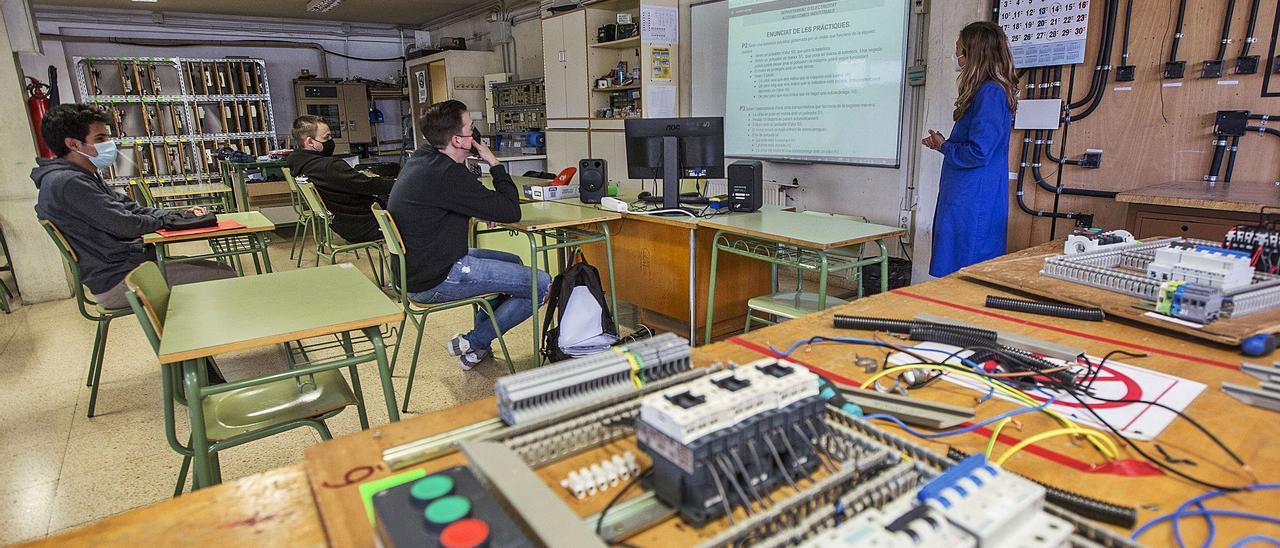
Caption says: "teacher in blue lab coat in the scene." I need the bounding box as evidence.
[922,21,1018,277]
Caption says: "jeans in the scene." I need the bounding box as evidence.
[409,249,551,352]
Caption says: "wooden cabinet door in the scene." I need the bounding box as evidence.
[541,17,567,119]
[561,10,590,119]
[547,129,589,172]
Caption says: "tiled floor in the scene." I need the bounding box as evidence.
[0,232,549,543]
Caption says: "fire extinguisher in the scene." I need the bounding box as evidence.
[26,76,53,158]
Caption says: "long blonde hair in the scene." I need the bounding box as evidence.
[954,22,1019,121]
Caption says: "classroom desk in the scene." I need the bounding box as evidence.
[38,260,1280,546]
[142,211,275,275]
[147,182,236,212]
[700,209,905,343]
[473,201,621,359]
[157,265,404,489]
[578,202,779,343]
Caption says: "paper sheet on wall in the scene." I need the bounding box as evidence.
[415,70,427,102]
[647,86,676,118]
[888,342,1204,440]
[641,5,679,43]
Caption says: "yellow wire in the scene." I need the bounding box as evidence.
[994,428,1118,467]
[985,418,1012,458]
[859,362,1118,459]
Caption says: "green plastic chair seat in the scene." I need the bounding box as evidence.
[747,291,849,320]
[407,292,504,311]
[201,369,355,442]
[94,303,132,316]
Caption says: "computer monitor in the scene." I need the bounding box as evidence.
[624,117,725,209]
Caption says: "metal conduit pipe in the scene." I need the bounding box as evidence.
[39,33,331,78]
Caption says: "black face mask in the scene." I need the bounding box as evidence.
[319,138,336,157]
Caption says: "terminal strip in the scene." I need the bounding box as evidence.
[495,333,693,425]
[1042,237,1280,320]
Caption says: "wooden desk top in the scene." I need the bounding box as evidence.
[1115,180,1280,213]
[22,464,324,547]
[699,208,905,249]
[959,240,1280,346]
[157,265,403,363]
[501,200,621,232]
[37,267,1280,546]
[142,211,276,245]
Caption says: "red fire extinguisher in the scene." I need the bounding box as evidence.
[26,77,53,158]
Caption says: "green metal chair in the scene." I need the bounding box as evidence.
[38,218,133,417]
[282,168,316,266]
[370,204,514,413]
[0,223,14,313]
[295,180,385,286]
[742,212,868,333]
[123,261,362,494]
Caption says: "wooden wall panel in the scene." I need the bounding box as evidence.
[1006,0,1280,250]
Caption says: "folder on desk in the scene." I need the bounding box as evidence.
[154,219,246,237]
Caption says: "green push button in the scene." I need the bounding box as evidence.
[425,495,472,529]
[410,475,454,506]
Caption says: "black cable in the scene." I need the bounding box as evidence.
[108,38,407,62]
[1059,387,1247,492]
[596,467,652,536]
[1120,0,1136,66]
[1215,0,1239,61]
[985,295,1105,321]
[1239,0,1263,58]
[1169,0,1189,63]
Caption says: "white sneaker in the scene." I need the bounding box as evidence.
[458,348,491,371]
[447,334,471,357]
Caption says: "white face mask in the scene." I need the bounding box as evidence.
[952,53,964,73]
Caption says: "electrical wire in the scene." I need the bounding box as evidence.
[1166,484,1280,548]
[994,427,1118,466]
[985,417,1013,457]
[861,395,1055,440]
[595,467,651,535]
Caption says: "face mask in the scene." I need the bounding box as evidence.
[952,53,964,73]
[319,138,336,157]
[77,140,118,169]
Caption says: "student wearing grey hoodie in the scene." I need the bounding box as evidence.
[31,104,234,309]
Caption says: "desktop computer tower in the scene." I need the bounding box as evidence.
[727,160,763,212]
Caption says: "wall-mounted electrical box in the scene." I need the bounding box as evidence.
[293,79,371,154]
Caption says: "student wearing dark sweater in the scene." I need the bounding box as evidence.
[286,115,394,243]
[388,100,550,370]
[32,104,235,309]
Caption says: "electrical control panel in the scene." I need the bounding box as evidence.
[1147,244,1254,291]
[636,359,825,525]
[798,455,1073,548]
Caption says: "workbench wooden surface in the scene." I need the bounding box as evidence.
[959,239,1280,346]
[1115,180,1280,214]
[30,274,1280,546]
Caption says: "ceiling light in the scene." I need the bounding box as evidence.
[305,0,343,12]
[131,0,159,3]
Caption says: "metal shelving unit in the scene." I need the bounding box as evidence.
[74,56,279,210]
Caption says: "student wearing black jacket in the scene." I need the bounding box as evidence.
[286,115,394,243]
[388,100,550,370]
[32,104,234,309]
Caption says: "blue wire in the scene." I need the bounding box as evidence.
[1230,534,1280,548]
[1132,509,1280,543]
[1157,484,1280,548]
[1131,483,1280,544]
[1193,501,1215,548]
[861,395,1056,439]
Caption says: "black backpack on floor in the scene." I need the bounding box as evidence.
[540,251,618,362]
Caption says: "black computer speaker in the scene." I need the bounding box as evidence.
[728,160,763,212]
[579,158,607,204]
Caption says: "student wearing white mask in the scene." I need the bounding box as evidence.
[32,104,234,309]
